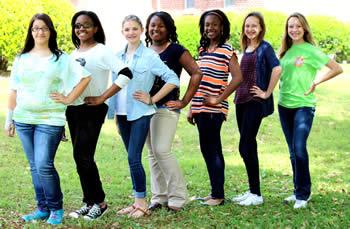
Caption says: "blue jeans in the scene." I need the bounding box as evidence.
[15,122,63,210]
[117,115,152,198]
[278,105,315,200]
[194,112,225,199]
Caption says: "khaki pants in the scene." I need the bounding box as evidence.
[147,108,188,208]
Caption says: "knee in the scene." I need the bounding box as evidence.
[36,161,54,176]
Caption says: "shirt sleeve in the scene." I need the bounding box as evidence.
[61,54,91,95]
[149,52,179,87]
[309,46,330,70]
[264,43,280,69]
[101,46,128,75]
[9,56,20,90]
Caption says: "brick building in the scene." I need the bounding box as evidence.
[151,0,264,14]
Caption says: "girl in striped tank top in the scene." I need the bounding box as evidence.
[188,9,242,206]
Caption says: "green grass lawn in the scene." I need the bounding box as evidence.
[0,66,349,228]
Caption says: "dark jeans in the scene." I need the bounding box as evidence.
[117,115,152,198]
[236,100,263,196]
[15,122,63,211]
[66,103,108,205]
[194,112,225,199]
[278,105,315,201]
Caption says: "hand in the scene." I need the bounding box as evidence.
[84,96,105,106]
[5,123,15,137]
[133,91,152,105]
[4,110,15,137]
[250,86,270,99]
[304,82,316,96]
[50,92,70,105]
[203,94,220,106]
[187,110,195,125]
[166,100,186,110]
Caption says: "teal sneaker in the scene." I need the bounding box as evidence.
[46,209,64,225]
[22,209,50,222]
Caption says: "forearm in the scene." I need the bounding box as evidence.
[8,90,17,110]
[265,66,282,96]
[152,83,177,104]
[314,60,343,86]
[181,71,202,105]
[66,77,91,103]
[100,84,121,101]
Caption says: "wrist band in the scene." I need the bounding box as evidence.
[4,110,14,130]
[114,74,131,88]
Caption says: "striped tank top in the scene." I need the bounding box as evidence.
[191,43,235,116]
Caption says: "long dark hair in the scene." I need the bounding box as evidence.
[21,13,62,61]
[199,9,230,51]
[280,12,315,58]
[145,11,178,47]
[71,10,105,48]
[240,12,266,51]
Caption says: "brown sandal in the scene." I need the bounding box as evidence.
[117,204,136,215]
[128,206,151,218]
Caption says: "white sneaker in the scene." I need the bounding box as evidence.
[284,194,311,204]
[293,199,308,209]
[232,191,251,202]
[238,194,264,206]
[284,194,296,203]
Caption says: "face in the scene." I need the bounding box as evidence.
[287,17,305,44]
[148,16,168,43]
[122,20,143,45]
[204,14,222,41]
[74,15,98,42]
[31,19,50,45]
[244,16,262,42]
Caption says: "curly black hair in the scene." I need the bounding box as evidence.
[198,9,230,51]
[145,11,178,47]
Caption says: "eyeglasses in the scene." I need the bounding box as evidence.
[74,23,94,29]
[31,27,50,33]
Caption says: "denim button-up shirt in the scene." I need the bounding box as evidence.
[108,43,179,121]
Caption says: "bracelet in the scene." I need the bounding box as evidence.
[4,110,14,130]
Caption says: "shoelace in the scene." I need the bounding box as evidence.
[50,212,58,219]
[77,205,90,214]
[88,205,101,217]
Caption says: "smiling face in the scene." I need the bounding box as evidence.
[287,17,305,44]
[122,19,143,45]
[74,14,98,43]
[148,15,168,43]
[204,14,222,42]
[244,16,262,42]
[31,19,50,46]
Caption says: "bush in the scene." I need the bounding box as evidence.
[174,10,350,62]
[0,0,74,72]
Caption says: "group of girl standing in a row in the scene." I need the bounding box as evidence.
[4,8,342,225]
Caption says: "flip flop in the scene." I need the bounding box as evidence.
[117,204,136,215]
[128,206,151,218]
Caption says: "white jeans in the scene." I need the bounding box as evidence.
[147,108,188,208]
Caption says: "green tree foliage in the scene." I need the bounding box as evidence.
[0,0,74,71]
[175,10,350,62]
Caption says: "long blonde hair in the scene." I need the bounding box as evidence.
[279,13,315,58]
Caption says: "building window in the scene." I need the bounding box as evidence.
[185,0,195,8]
[224,0,234,7]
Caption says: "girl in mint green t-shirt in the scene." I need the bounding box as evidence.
[4,13,91,225]
[278,13,342,209]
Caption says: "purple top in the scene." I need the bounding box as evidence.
[235,51,257,104]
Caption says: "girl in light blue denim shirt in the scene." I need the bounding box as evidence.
[85,15,179,218]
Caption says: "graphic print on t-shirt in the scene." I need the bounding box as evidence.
[76,57,86,66]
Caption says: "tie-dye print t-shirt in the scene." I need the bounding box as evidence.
[10,52,90,126]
